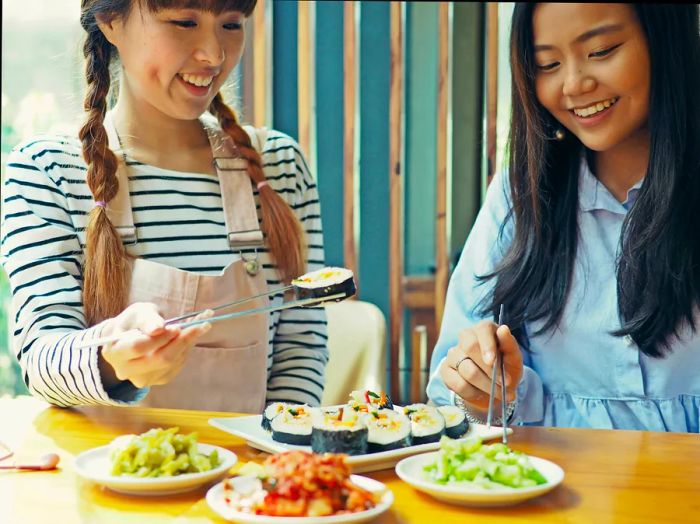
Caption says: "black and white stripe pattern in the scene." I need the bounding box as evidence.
[1,129,328,408]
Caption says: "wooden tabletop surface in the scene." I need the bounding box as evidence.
[1,396,698,524]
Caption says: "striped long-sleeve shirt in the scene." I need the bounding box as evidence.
[0,127,328,408]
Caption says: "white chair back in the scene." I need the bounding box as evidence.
[321,300,387,406]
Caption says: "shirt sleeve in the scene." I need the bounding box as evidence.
[425,170,544,423]
[1,145,143,407]
[265,139,328,407]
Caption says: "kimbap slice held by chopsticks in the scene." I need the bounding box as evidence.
[270,405,313,445]
[365,408,412,453]
[437,405,470,439]
[310,407,368,455]
[403,404,446,445]
[292,267,356,303]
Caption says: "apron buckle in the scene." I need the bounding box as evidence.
[242,250,261,276]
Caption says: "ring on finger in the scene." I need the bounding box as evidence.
[453,355,471,371]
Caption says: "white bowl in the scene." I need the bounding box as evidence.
[206,474,393,523]
[74,443,237,496]
[395,451,564,507]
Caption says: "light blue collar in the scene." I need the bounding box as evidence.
[579,157,644,214]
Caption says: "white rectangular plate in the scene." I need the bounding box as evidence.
[209,413,512,473]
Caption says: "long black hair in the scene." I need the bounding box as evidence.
[480,3,700,358]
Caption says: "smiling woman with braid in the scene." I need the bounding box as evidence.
[0,0,328,411]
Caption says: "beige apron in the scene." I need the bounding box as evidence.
[102,112,271,413]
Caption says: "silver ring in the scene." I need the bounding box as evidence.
[453,356,471,371]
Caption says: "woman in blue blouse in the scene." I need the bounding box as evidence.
[427,3,700,432]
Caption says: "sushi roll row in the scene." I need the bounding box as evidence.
[260,401,469,455]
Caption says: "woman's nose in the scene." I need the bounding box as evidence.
[194,33,226,66]
[562,65,596,98]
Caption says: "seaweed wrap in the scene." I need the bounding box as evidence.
[292,267,356,302]
[365,408,412,453]
[437,405,469,439]
[270,405,313,445]
[403,403,446,445]
[310,407,368,455]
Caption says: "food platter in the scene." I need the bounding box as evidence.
[209,414,511,473]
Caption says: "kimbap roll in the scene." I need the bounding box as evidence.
[365,409,412,453]
[347,389,394,412]
[437,405,469,439]
[271,405,313,445]
[292,267,356,302]
[310,406,368,455]
[261,402,294,432]
[403,404,446,445]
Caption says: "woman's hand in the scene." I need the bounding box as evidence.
[98,302,213,389]
[439,319,523,415]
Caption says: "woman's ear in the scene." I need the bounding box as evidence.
[95,13,124,47]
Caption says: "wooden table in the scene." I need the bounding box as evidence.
[1,396,698,524]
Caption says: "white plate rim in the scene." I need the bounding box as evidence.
[395,450,564,499]
[74,442,237,488]
[206,473,393,523]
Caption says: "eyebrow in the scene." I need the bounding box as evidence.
[534,23,625,52]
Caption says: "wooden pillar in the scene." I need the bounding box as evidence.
[389,2,405,402]
[435,2,450,332]
[251,0,273,128]
[297,1,315,162]
[343,1,359,283]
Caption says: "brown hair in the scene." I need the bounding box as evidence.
[79,0,305,325]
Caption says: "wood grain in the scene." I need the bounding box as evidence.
[343,1,358,284]
[2,396,699,523]
[388,1,405,403]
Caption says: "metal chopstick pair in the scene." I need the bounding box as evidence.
[486,303,509,444]
[73,291,342,350]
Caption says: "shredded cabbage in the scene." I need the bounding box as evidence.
[423,436,547,489]
[109,427,220,477]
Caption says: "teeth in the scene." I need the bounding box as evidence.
[180,73,214,87]
[573,97,618,117]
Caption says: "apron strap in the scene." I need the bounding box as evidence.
[200,113,264,249]
[102,111,137,245]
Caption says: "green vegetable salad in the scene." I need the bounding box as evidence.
[423,436,548,489]
[109,427,221,477]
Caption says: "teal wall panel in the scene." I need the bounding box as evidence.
[358,2,390,329]
[405,2,438,276]
[315,2,345,268]
[272,0,298,140]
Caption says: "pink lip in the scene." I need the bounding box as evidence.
[570,100,618,127]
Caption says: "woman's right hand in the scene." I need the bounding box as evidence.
[98,302,212,389]
[439,319,523,415]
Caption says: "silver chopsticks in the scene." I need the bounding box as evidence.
[486,303,509,444]
[74,292,343,349]
[164,285,293,325]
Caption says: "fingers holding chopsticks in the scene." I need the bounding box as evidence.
[440,319,523,412]
[98,303,214,389]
